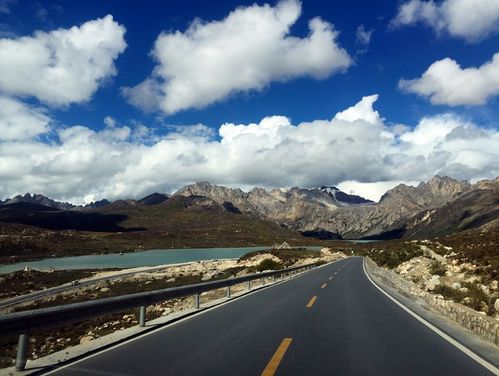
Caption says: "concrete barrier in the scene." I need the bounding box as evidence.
[365,258,499,347]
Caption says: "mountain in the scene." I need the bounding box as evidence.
[1,193,75,210]
[1,176,496,244]
[339,175,471,238]
[0,194,112,210]
[138,193,169,205]
[84,199,111,209]
[319,186,373,205]
[391,177,499,238]
[174,182,372,230]
[174,176,494,239]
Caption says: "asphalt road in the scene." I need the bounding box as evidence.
[47,257,496,375]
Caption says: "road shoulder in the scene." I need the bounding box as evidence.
[363,257,499,372]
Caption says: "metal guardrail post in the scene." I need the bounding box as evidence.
[272,275,276,283]
[139,306,146,327]
[247,281,251,290]
[194,293,200,309]
[226,285,231,298]
[15,333,28,371]
[262,277,265,286]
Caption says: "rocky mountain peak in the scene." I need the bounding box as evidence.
[380,176,469,208]
[2,193,75,210]
[420,175,470,195]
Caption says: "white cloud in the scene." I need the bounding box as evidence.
[391,0,499,42]
[1,94,498,203]
[122,0,352,114]
[337,180,419,202]
[400,53,499,106]
[355,25,374,46]
[0,95,50,141]
[0,15,126,106]
[334,94,382,124]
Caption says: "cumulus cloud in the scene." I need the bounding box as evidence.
[334,94,382,124]
[0,15,126,106]
[122,0,352,114]
[400,52,499,106]
[0,96,51,141]
[391,0,499,42]
[0,95,498,203]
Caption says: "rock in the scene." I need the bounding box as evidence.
[462,297,472,305]
[451,282,461,289]
[201,273,213,281]
[425,275,441,291]
[479,284,490,295]
[494,298,499,312]
[79,336,94,344]
[162,308,172,315]
[490,280,498,291]
[100,287,110,293]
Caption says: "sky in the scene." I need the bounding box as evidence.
[0,0,498,203]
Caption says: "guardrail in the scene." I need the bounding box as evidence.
[0,263,317,371]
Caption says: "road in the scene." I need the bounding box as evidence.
[46,257,496,375]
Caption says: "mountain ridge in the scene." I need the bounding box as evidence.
[1,176,497,241]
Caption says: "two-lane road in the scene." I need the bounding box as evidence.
[46,257,497,375]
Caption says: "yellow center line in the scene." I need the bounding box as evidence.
[261,338,293,376]
[321,283,327,289]
[306,296,318,308]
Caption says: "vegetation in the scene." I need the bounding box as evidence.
[429,260,446,276]
[435,225,499,286]
[255,258,280,272]
[0,269,97,301]
[434,282,492,314]
[343,240,423,268]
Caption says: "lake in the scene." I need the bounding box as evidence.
[0,246,324,274]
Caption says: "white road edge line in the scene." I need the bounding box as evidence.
[362,259,499,375]
[42,258,347,375]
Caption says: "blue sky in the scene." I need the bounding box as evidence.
[0,0,498,202]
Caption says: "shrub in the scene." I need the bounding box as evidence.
[433,285,467,302]
[256,258,280,272]
[429,261,447,276]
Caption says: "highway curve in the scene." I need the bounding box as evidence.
[46,257,497,375]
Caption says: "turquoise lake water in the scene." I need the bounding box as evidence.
[0,246,324,274]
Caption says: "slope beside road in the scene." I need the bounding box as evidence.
[43,257,498,375]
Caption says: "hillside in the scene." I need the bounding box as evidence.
[0,195,319,264]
